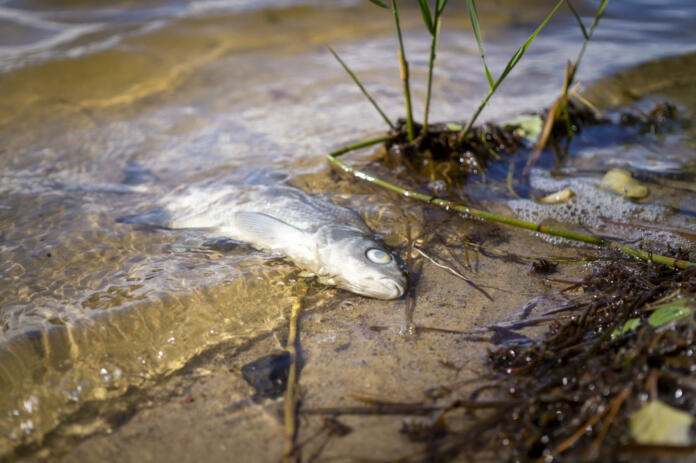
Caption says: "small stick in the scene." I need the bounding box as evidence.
[542,399,608,461]
[586,385,632,459]
[506,158,520,198]
[283,281,309,463]
[414,246,494,301]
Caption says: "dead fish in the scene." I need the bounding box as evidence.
[118,184,407,299]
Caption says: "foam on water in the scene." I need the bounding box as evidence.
[508,169,693,249]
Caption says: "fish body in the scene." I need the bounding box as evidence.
[119,184,407,299]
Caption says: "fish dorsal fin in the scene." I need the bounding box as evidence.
[233,211,307,249]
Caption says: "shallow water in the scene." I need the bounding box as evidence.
[1,0,696,457]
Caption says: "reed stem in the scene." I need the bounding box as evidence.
[327,138,696,270]
[391,0,415,141]
[457,0,565,142]
[423,13,443,134]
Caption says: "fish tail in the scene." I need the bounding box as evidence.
[116,207,172,228]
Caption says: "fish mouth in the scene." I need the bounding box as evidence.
[368,278,405,300]
[338,279,405,300]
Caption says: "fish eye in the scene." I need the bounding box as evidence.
[366,248,392,264]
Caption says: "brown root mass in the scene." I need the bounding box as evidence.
[380,101,601,187]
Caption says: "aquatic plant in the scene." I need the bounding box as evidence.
[458,0,565,140]
[523,0,609,173]
[327,0,695,269]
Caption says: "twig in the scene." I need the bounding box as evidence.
[283,281,309,463]
[414,246,494,301]
[586,385,632,459]
[542,398,608,461]
[506,159,520,198]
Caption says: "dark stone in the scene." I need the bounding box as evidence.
[240,351,291,399]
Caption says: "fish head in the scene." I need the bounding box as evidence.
[316,227,407,300]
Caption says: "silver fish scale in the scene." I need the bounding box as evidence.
[243,186,370,233]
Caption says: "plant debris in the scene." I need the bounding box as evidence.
[601,168,649,199]
[476,253,696,461]
[629,400,694,446]
[379,100,602,190]
[375,99,683,195]
[310,252,696,461]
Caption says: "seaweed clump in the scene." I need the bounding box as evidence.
[481,252,696,461]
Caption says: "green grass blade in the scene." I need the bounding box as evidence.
[368,0,389,9]
[567,1,589,39]
[418,0,435,35]
[458,0,565,141]
[572,0,609,82]
[423,16,443,134]
[391,0,415,141]
[328,46,395,129]
[588,0,608,35]
[467,0,494,89]
[500,0,565,80]
[436,0,448,15]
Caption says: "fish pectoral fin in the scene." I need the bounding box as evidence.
[234,211,307,248]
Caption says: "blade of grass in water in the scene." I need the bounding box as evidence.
[328,46,394,130]
[418,0,435,35]
[423,0,448,134]
[458,0,566,142]
[575,0,608,69]
[567,1,589,39]
[326,137,696,270]
[390,0,415,142]
[368,0,389,9]
[467,0,494,89]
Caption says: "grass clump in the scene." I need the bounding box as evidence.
[327,1,696,269]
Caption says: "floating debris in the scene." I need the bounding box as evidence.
[538,187,575,204]
[505,114,544,144]
[629,400,694,446]
[647,297,692,327]
[601,168,649,199]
